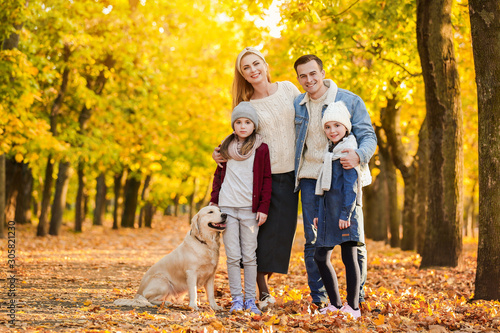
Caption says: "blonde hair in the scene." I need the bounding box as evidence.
[231,51,272,109]
[219,132,258,160]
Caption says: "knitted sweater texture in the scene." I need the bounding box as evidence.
[250,81,300,174]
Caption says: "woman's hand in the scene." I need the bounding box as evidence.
[212,147,227,168]
[339,219,350,230]
[256,212,268,226]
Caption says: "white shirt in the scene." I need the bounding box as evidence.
[219,153,255,208]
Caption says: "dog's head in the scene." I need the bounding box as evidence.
[191,206,227,240]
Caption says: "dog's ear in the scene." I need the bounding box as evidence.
[191,212,200,235]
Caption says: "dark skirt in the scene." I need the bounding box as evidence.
[256,171,298,274]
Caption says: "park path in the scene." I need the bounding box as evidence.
[1,215,498,332]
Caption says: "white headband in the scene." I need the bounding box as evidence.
[236,47,267,75]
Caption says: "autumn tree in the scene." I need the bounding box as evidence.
[1,1,23,235]
[280,0,423,246]
[469,0,500,301]
[1,0,57,235]
[417,0,463,268]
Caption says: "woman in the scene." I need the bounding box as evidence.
[214,47,300,309]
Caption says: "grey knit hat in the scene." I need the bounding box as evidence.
[231,101,259,130]
[322,101,352,134]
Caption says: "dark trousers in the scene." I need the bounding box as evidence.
[314,242,360,309]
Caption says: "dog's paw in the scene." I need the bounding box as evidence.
[188,303,199,311]
[211,304,223,312]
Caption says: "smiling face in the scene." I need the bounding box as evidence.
[296,60,327,99]
[233,117,255,141]
[239,54,268,85]
[324,121,348,144]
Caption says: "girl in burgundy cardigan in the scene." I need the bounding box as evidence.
[210,102,272,315]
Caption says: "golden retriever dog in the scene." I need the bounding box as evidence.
[114,206,227,310]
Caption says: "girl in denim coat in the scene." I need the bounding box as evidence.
[313,101,370,319]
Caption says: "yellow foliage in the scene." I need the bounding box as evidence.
[15,152,24,163]
[149,162,162,172]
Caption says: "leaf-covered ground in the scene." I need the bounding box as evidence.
[1,215,499,332]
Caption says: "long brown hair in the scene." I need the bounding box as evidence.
[219,131,258,160]
[231,51,272,109]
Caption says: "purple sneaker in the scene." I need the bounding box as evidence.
[244,299,261,315]
[230,297,244,313]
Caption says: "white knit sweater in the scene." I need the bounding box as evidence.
[297,91,329,179]
[250,81,301,174]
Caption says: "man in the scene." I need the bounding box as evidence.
[293,54,377,308]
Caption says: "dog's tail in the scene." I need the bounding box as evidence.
[114,294,154,307]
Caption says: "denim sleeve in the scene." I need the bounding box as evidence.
[340,168,358,221]
[351,98,377,164]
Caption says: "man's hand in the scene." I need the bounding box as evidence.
[256,212,268,226]
[339,219,350,230]
[340,148,360,170]
[212,147,227,168]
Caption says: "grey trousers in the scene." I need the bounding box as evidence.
[221,206,259,301]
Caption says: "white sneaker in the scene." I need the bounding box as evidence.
[340,304,361,319]
[319,303,339,315]
[258,293,276,310]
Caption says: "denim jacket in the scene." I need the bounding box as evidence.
[294,79,377,191]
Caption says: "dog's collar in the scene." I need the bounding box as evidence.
[190,231,207,245]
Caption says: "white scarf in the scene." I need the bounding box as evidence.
[315,134,372,206]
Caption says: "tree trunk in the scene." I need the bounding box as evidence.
[415,117,429,255]
[144,203,155,228]
[417,0,463,268]
[4,159,22,222]
[380,96,421,250]
[121,174,141,228]
[0,154,5,238]
[32,200,39,221]
[49,161,72,236]
[74,55,113,230]
[376,127,400,247]
[14,162,33,224]
[173,194,180,217]
[37,157,54,237]
[93,173,107,226]
[385,152,400,248]
[74,162,86,232]
[188,177,198,222]
[469,0,500,301]
[363,157,388,242]
[84,192,89,222]
[381,97,424,251]
[36,45,70,236]
[464,181,477,237]
[1,1,27,236]
[112,170,126,229]
[138,174,152,228]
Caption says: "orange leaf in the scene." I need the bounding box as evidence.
[374,314,385,326]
